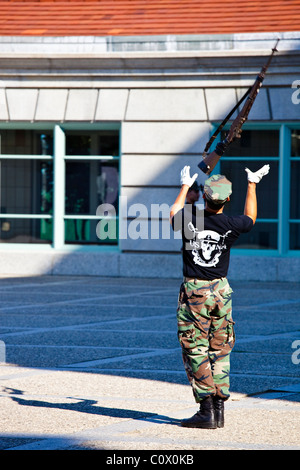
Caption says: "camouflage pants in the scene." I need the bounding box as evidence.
[177,277,235,403]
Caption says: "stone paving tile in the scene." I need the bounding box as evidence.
[0,275,299,451]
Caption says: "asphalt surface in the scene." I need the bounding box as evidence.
[0,275,299,452]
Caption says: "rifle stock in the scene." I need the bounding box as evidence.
[198,39,280,175]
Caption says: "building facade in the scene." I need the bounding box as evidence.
[0,32,299,280]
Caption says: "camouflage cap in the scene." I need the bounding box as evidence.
[204,174,232,203]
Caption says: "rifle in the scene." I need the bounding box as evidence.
[198,39,280,175]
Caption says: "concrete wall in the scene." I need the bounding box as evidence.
[0,250,300,283]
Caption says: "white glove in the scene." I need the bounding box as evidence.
[245,164,270,183]
[180,165,198,187]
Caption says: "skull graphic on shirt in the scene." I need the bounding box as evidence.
[187,222,231,267]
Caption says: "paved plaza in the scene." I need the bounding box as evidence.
[0,274,299,451]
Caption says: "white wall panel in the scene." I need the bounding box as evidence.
[205,88,237,121]
[65,89,98,121]
[269,87,300,120]
[121,186,181,210]
[121,154,201,186]
[6,89,38,121]
[122,122,210,154]
[35,89,68,121]
[95,89,128,120]
[0,89,9,120]
[126,88,207,121]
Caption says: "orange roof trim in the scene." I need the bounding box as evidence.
[0,0,299,36]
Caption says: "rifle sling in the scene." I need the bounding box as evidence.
[204,85,252,153]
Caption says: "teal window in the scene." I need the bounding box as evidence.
[0,125,120,248]
[63,130,119,245]
[0,129,53,244]
[213,124,300,254]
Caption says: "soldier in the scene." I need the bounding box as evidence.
[170,164,270,429]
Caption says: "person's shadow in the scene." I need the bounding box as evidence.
[2,387,181,425]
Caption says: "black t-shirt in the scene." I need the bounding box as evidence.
[172,206,253,280]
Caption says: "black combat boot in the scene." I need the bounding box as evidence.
[213,396,225,428]
[181,396,217,429]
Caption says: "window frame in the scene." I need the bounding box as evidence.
[0,123,121,251]
[289,126,300,253]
